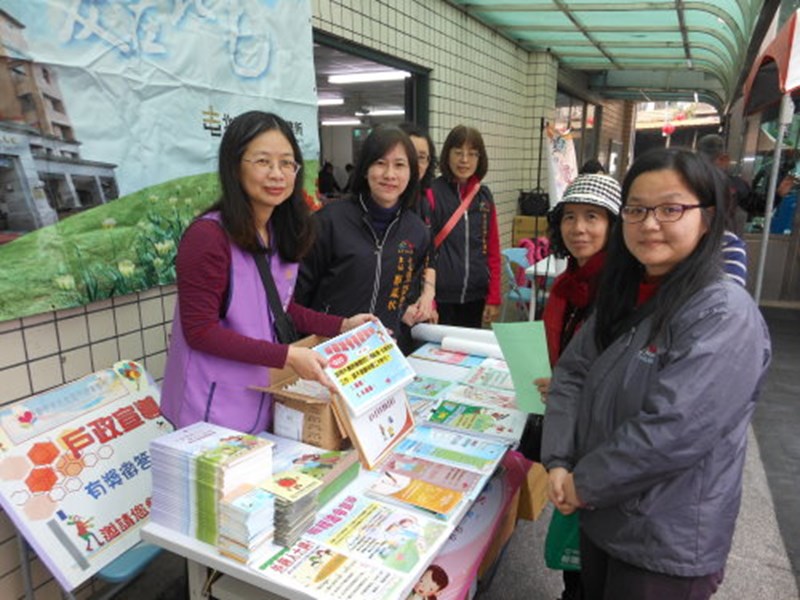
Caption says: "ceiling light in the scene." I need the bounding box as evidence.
[321,118,362,126]
[354,108,405,117]
[328,71,411,84]
[318,98,344,106]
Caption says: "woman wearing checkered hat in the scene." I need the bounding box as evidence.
[534,172,622,600]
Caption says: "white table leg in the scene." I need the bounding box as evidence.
[187,559,208,600]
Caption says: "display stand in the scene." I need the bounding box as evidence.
[0,361,170,598]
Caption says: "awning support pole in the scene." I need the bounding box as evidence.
[755,92,794,303]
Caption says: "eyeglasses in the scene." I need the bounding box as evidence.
[620,203,704,224]
[242,157,300,176]
[417,153,430,164]
[452,149,480,161]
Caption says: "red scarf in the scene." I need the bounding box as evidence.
[542,251,606,366]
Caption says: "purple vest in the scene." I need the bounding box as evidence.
[160,212,297,433]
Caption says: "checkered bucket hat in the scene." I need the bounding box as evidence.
[557,174,622,215]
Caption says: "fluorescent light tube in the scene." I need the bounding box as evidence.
[318,98,344,106]
[355,108,405,117]
[328,71,411,84]
[321,119,362,126]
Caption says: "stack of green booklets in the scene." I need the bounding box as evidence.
[150,421,274,544]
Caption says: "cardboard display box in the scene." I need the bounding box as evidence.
[512,215,549,247]
[254,335,350,451]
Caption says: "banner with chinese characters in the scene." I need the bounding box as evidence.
[0,360,173,591]
[0,0,318,321]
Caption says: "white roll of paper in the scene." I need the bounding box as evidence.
[411,323,497,344]
[441,336,504,359]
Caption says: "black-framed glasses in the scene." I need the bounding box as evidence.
[242,157,300,176]
[620,203,704,224]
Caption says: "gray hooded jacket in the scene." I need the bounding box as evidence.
[542,277,771,577]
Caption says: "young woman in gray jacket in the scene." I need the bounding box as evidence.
[542,148,772,600]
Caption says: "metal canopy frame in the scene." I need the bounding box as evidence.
[447,0,776,111]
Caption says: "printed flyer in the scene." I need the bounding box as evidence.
[394,426,508,475]
[261,539,405,600]
[315,321,414,418]
[304,493,449,573]
[424,401,527,444]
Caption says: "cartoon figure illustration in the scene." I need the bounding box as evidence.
[66,514,105,552]
[408,564,449,600]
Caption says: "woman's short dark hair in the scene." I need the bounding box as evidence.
[211,111,313,261]
[350,125,420,210]
[439,125,489,182]
[398,122,438,191]
[594,147,726,350]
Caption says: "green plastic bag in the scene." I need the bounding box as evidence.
[544,510,581,571]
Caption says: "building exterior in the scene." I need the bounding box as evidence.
[0,9,117,233]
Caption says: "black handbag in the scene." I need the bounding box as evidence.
[518,117,550,217]
[518,188,550,216]
[253,251,300,344]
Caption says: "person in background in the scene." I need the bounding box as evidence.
[399,121,439,325]
[579,158,605,175]
[696,134,749,235]
[428,125,501,328]
[318,161,341,197]
[542,148,771,600]
[526,173,622,600]
[294,125,432,352]
[342,162,355,193]
[696,135,749,286]
[161,111,373,433]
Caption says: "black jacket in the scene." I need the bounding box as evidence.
[426,177,502,305]
[295,196,431,334]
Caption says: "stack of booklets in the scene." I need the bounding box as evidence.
[217,483,275,564]
[149,421,274,544]
[261,432,360,509]
[263,471,322,547]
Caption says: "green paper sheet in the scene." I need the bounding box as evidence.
[492,321,551,414]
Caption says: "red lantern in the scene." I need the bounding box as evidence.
[661,122,676,136]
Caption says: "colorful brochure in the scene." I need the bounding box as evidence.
[424,400,527,444]
[393,426,508,475]
[314,321,414,418]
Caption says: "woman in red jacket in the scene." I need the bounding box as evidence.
[535,173,622,600]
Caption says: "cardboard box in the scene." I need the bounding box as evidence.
[512,215,549,247]
[517,461,549,521]
[256,335,350,451]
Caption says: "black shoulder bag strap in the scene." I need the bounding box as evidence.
[252,251,299,344]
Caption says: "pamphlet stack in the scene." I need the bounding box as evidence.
[264,471,322,547]
[217,483,276,564]
[149,421,274,544]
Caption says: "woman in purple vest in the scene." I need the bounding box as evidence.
[161,111,373,433]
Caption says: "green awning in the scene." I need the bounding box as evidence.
[447,0,774,110]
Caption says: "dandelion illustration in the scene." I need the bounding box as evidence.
[53,274,76,290]
[118,260,136,278]
[153,240,174,255]
[101,218,117,229]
